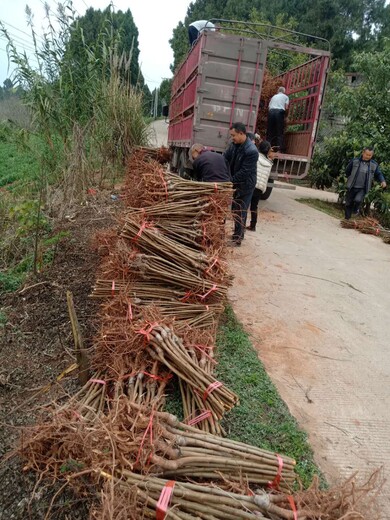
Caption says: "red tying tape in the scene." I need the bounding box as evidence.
[141,371,173,383]
[156,480,176,520]
[200,284,218,301]
[287,495,298,520]
[205,257,219,274]
[203,381,223,402]
[268,454,284,490]
[132,220,154,242]
[180,290,194,302]
[136,322,159,343]
[135,411,155,465]
[89,379,106,385]
[111,280,115,297]
[191,344,217,364]
[187,410,212,426]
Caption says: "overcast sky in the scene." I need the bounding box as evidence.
[0,0,191,90]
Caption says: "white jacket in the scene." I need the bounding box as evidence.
[256,153,273,193]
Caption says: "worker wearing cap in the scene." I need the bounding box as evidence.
[188,20,216,45]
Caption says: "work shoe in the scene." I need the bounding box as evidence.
[246,226,256,231]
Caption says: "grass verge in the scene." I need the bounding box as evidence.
[165,306,322,488]
[296,198,344,219]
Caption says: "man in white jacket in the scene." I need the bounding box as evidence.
[247,140,274,231]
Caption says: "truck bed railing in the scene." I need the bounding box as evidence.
[208,19,330,53]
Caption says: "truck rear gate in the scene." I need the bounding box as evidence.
[271,54,330,179]
[169,31,267,171]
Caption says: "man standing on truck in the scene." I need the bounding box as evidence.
[188,20,216,45]
[266,86,289,151]
[224,122,259,246]
[344,146,387,219]
[190,144,231,182]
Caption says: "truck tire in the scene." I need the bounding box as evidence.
[178,151,187,177]
[260,179,274,200]
[178,150,193,179]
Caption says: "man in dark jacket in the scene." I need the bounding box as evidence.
[190,144,231,182]
[345,147,386,219]
[224,122,259,245]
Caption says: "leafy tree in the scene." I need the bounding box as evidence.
[159,78,172,108]
[309,40,390,200]
[169,0,388,71]
[66,7,142,86]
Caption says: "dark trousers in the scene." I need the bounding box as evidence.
[345,187,365,219]
[248,188,262,229]
[188,26,199,45]
[267,109,285,150]
[232,191,253,241]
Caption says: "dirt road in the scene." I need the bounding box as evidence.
[229,186,390,516]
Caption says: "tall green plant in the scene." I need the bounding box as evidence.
[0,1,149,283]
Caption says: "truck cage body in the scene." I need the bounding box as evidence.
[167,20,330,180]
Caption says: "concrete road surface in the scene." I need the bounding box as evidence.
[149,119,170,147]
[229,186,390,517]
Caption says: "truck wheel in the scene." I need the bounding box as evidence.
[260,179,274,200]
[178,150,193,179]
[178,152,187,177]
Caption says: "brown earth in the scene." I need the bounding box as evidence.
[0,193,119,520]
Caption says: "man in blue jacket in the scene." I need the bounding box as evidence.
[224,122,259,245]
[345,147,387,219]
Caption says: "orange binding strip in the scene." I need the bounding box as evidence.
[268,454,284,490]
[135,411,155,465]
[187,410,212,426]
[136,322,159,343]
[287,495,298,520]
[156,480,176,520]
[200,284,218,301]
[202,381,223,402]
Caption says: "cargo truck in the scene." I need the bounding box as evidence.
[165,20,330,199]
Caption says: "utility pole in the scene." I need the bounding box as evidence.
[154,88,159,119]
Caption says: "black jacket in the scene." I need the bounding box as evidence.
[193,150,231,182]
[224,138,259,196]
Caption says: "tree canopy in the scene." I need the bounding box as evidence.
[66,7,143,86]
[169,0,389,71]
[310,39,390,190]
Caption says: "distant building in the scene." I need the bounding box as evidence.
[345,73,363,88]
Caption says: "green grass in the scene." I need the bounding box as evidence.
[296,198,344,219]
[165,306,322,488]
[216,306,322,487]
[0,139,41,190]
[0,270,27,294]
